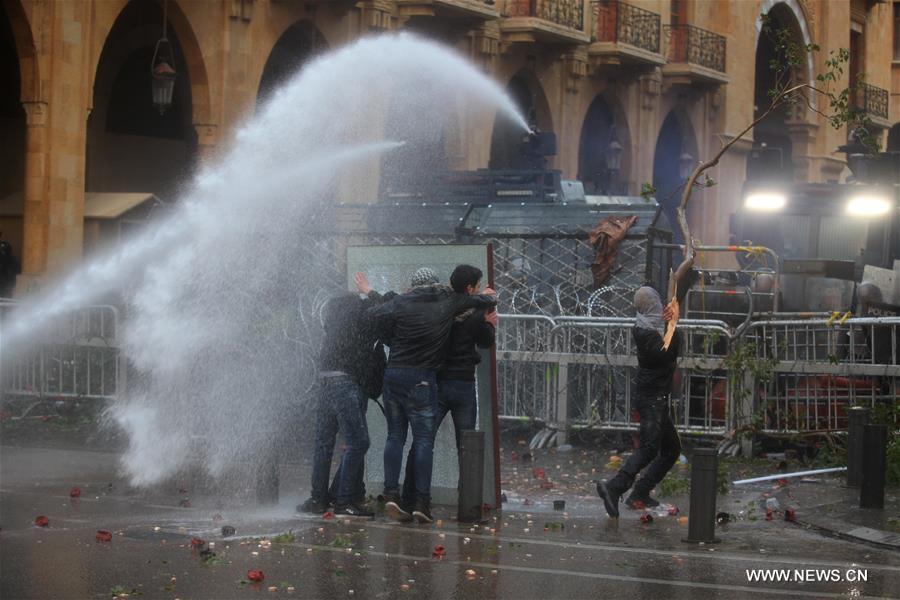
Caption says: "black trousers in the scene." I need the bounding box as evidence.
[609,394,681,498]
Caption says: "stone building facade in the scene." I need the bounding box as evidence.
[1,0,897,291]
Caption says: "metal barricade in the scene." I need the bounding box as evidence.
[0,303,124,404]
[735,317,900,434]
[495,314,732,434]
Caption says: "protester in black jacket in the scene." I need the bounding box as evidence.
[298,275,394,518]
[598,285,682,518]
[367,267,496,523]
[400,265,497,508]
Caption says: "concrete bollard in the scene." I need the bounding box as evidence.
[860,424,887,510]
[846,407,870,488]
[256,442,280,505]
[458,430,485,523]
[683,448,721,544]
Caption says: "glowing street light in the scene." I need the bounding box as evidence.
[744,191,787,211]
[846,193,892,217]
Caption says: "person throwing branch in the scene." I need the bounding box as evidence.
[597,286,682,517]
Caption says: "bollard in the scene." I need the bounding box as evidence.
[846,407,870,488]
[683,448,720,544]
[256,441,280,506]
[458,430,485,523]
[860,424,887,510]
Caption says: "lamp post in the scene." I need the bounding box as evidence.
[603,139,623,194]
[679,151,694,181]
[150,0,176,115]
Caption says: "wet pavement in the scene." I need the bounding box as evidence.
[2,444,899,599]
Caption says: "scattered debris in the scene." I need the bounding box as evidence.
[178,499,192,508]
[667,506,680,516]
[640,514,654,524]
[247,570,265,582]
[34,515,49,528]
[221,525,236,537]
[532,467,546,479]
[96,530,112,543]
[190,537,205,549]
[715,512,730,525]
[323,511,335,520]
[465,569,477,579]
[432,545,445,558]
[784,509,796,522]
[69,487,81,498]
[500,493,508,504]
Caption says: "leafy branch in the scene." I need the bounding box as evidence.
[665,13,879,297]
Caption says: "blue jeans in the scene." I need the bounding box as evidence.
[402,378,477,503]
[310,374,370,506]
[382,367,437,502]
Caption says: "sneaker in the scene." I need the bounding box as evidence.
[297,497,327,514]
[412,500,433,524]
[335,504,375,519]
[383,492,412,523]
[625,494,660,510]
[596,481,621,518]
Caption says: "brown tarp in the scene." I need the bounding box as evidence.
[588,214,638,288]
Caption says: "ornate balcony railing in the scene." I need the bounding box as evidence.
[504,0,585,31]
[853,82,889,120]
[591,0,660,54]
[664,24,726,73]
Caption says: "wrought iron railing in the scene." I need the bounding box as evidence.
[853,82,889,120]
[664,24,726,73]
[591,0,660,54]
[503,0,585,31]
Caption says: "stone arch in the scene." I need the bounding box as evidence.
[887,123,900,152]
[577,94,632,194]
[0,0,36,266]
[652,110,699,240]
[2,0,37,102]
[88,0,212,127]
[755,0,815,108]
[489,69,554,170]
[751,1,813,181]
[256,20,328,107]
[87,0,205,199]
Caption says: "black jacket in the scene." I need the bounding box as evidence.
[319,292,394,399]
[633,327,681,398]
[439,308,496,381]
[368,285,497,371]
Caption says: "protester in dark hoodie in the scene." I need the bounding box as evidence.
[400,264,496,508]
[368,267,497,523]
[597,285,681,518]
[298,274,393,518]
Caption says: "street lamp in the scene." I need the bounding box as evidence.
[679,151,694,180]
[602,139,623,193]
[150,0,176,115]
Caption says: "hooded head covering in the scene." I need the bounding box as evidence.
[410,267,439,288]
[634,286,665,335]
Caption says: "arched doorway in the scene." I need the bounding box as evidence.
[489,71,553,170]
[749,3,809,182]
[86,0,197,201]
[887,123,900,152]
[652,111,697,241]
[0,1,26,262]
[578,96,630,194]
[257,21,326,107]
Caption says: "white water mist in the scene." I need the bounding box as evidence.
[7,33,528,487]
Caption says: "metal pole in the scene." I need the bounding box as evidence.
[255,438,280,505]
[846,406,870,488]
[860,424,887,510]
[683,448,720,544]
[458,430,485,523]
